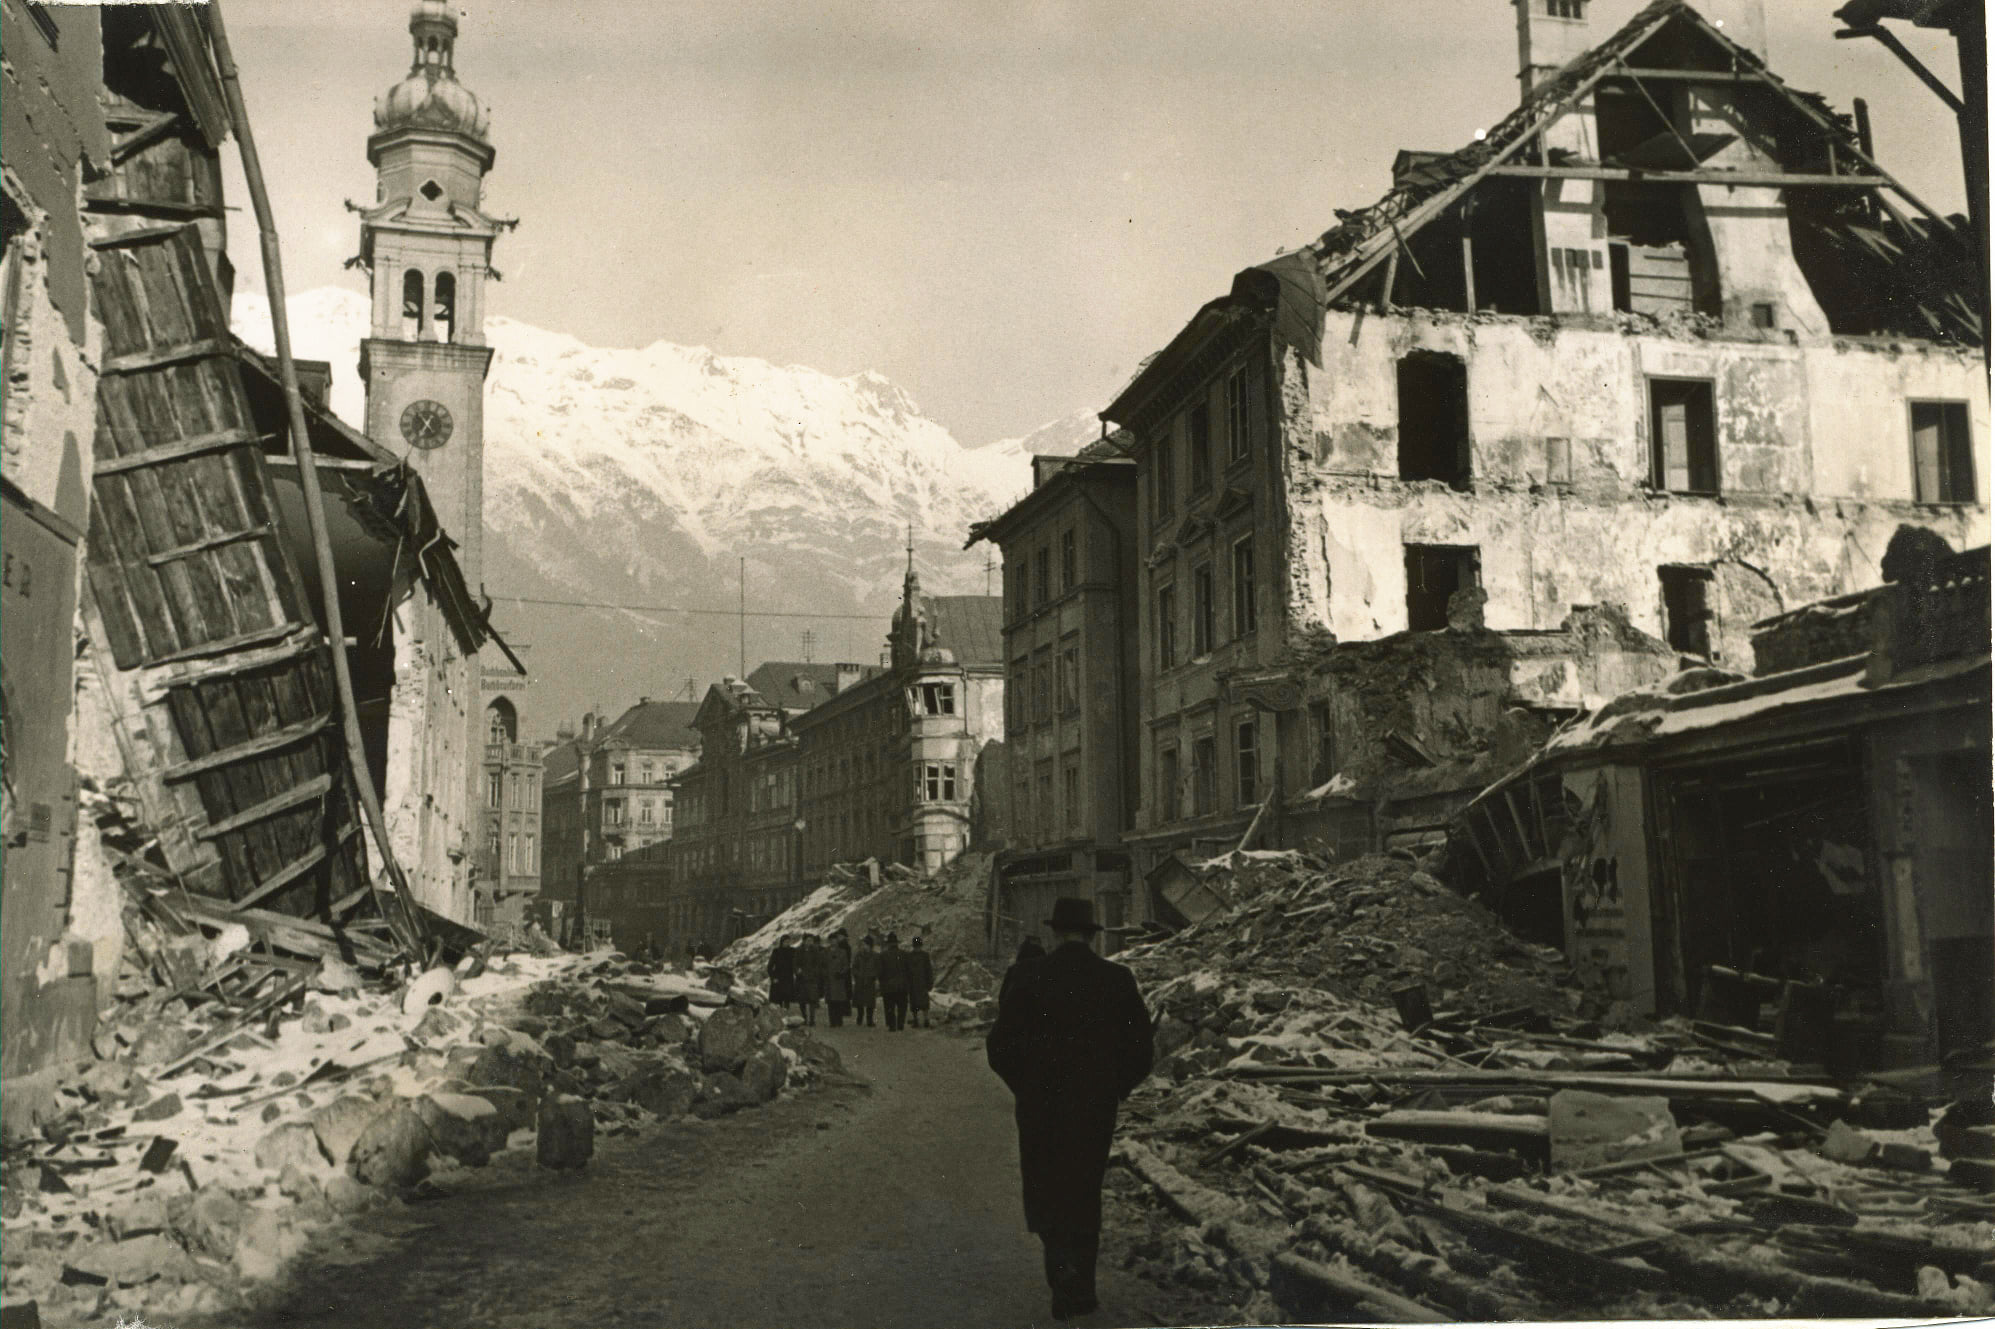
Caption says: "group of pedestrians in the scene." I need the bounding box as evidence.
[766,930,934,1031]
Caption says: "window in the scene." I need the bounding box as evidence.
[401,269,424,339]
[1058,643,1079,712]
[1033,646,1052,723]
[1157,584,1177,670]
[1192,565,1215,657]
[1649,378,1718,495]
[486,705,513,744]
[524,833,536,873]
[638,759,653,783]
[1008,657,1028,732]
[1231,536,1256,638]
[1036,762,1055,836]
[638,799,655,825]
[921,682,956,715]
[1548,0,1584,15]
[1154,426,1176,516]
[1397,351,1471,487]
[487,827,501,864]
[1308,701,1335,787]
[1191,737,1217,816]
[922,763,958,802]
[433,271,456,343]
[1660,566,1715,658]
[1235,717,1259,807]
[508,833,520,872]
[1060,529,1077,592]
[487,773,502,808]
[1188,401,1213,493]
[1015,773,1033,834]
[1404,544,1481,632]
[1063,763,1081,831]
[510,772,521,808]
[1158,747,1180,821]
[604,799,623,826]
[1034,547,1050,606]
[1225,367,1251,464]
[1911,401,1976,504]
[1011,561,1030,621]
[609,763,625,786]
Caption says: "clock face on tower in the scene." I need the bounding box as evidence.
[399,399,455,450]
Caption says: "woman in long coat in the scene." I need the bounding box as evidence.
[767,936,797,1007]
[825,935,853,1026]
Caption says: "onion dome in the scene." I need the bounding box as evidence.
[373,1,489,140]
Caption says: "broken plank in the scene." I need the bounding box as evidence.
[1299,1214,1536,1321]
[1269,1251,1449,1324]
[1365,1109,1549,1156]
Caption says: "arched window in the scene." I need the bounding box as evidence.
[401,269,423,339]
[486,697,517,744]
[433,270,456,343]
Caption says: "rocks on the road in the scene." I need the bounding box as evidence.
[698,1004,762,1073]
[419,1092,510,1168]
[536,1094,595,1168]
[347,1104,433,1189]
[742,1045,788,1102]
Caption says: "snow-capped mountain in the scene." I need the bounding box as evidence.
[232,287,1053,732]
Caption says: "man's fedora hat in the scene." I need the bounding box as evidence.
[1044,897,1102,933]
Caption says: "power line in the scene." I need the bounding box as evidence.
[487,593,882,621]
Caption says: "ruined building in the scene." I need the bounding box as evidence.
[1096,0,1987,892]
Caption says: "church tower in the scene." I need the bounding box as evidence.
[358,0,507,589]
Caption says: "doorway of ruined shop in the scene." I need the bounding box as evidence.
[1650,737,1883,1064]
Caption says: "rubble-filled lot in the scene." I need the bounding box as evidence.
[1105,851,1995,1323]
[2,912,842,1326]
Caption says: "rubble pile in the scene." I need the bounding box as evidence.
[2,885,840,1324]
[717,851,1000,1027]
[1105,850,1995,1322]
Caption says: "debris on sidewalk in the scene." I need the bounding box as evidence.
[1,835,843,1325]
[1103,850,1995,1323]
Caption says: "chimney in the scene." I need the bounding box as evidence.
[638,696,650,706]
[1514,0,1594,101]
[835,662,864,694]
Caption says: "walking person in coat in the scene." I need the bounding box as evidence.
[906,935,936,1029]
[1000,935,1045,1002]
[986,898,1154,1321]
[767,935,797,1009]
[877,932,911,1032]
[825,932,853,1027]
[795,935,827,1027]
[851,934,881,1027]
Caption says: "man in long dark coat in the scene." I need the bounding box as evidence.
[851,934,881,1027]
[986,898,1153,1321]
[877,933,911,1032]
[906,936,935,1029]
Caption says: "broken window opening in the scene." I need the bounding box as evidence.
[1648,377,1719,495]
[1192,564,1215,657]
[1308,701,1335,788]
[1156,584,1178,670]
[433,270,456,343]
[1911,400,1976,504]
[1404,544,1480,632]
[1396,351,1472,488]
[400,268,424,339]
[1191,736,1217,817]
[1660,565,1715,658]
[1231,535,1256,638]
[1153,425,1176,518]
[1158,746,1180,822]
[1188,400,1213,494]
[1234,716,1259,807]
[1225,367,1251,463]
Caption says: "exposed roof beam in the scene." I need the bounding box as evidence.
[1488,165,1890,188]
[1602,67,1766,83]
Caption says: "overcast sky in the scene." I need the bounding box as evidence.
[222,0,1972,446]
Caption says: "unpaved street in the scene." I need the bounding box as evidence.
[175,1025,1180,1329]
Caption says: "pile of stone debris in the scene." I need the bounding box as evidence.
[1102,851,1995,1322]
[716,850,1002,1030]
[1,937,840,1325]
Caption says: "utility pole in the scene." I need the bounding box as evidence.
[738,555,746,678]
[984,548,994,596]
[801,628,816,662]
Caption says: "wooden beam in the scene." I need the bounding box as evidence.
[194,773,331,840]
[1460,225,1476,313]
[1603,67,1768,84]
[1487,165,1889,188]
[162,713,332,782]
